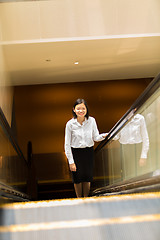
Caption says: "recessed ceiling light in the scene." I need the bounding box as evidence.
[74,61,79,65]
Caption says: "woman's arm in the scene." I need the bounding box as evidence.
[140,116,149,159]
[139,116,149,167]
[92,118,107,142]
[64,122,74,164]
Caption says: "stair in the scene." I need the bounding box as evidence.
[0,192,160,240]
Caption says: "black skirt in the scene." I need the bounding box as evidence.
[71,147,94,184]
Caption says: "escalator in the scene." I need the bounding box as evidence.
[0,73,160,239]
[0,192,160,240]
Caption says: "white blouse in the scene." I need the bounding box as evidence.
[114,114,149,158]
[65,116,106,164]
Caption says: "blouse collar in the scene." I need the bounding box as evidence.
[73,117,88,126]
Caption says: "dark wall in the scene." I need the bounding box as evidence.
[14,78,152,155]
[14,78,152,186]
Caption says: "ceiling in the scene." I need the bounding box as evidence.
[1,0,160,85]
[0,1,40,2]
[2,35,160,85]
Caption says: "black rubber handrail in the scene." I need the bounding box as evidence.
[95,72,160,152]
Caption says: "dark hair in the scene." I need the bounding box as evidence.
[72,99,89,119]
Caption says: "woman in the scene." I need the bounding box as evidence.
[64,99,107,198]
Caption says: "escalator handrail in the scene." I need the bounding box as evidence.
[0,181,30,202]
[0,107,28,165]
[95,72,160,152]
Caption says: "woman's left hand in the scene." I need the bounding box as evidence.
[103,133,108,138]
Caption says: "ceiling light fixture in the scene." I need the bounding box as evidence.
[74,61,79,65]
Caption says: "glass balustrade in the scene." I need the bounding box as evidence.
[0,109,28,196]
[94,75,160,190]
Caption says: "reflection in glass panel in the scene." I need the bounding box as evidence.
[94,86,160,187]
[114,113,149,180]
[0,123,28,193]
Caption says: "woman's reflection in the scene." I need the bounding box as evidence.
[114,114,149,179]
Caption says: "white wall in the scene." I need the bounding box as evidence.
[0,19,13,125]
[0,0,160,41]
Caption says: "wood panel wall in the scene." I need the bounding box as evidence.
[14,78,152,156]
[14,78,152,190]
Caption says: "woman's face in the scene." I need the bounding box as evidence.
[74,103,87,118]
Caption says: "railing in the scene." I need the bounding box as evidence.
[93,72,160,195]
[27,141,38,200]
[0,107,30,201]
